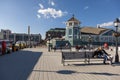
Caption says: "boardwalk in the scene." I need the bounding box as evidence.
[0,47,120,80]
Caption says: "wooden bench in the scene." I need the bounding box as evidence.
[61,51,113,66]
[87,52,113,64]
[61,51,93,66]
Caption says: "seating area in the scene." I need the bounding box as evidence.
[62,51,86,66]
[61,50,113,66]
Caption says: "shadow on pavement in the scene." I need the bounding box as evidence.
[0,50,42,80]
[33,70,76,75]
[57,70,120,76]
[57,70,76,74]
[33,69,120,76]
[111,62,120,67]
[79,72,120,76]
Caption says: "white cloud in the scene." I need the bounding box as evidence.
[49,0,55,6]
[37,14,41,19]
[98,21,113,27]
[39,3,44,9]
[38,8,67,19]
[84,6,89,10]
[51,1,55,6]
[37,0,67,19]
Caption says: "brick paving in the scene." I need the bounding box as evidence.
[0,47,120,80]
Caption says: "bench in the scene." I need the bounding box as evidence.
[87,52,113,64]
[61,51,113,66]
[61,51,93,66]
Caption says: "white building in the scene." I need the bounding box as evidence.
[1,29,11,40]
[0,32,3,39]
[0,29,42,43]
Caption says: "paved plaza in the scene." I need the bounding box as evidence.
[0,47,120,80]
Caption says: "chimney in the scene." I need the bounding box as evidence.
[97,24,101,28]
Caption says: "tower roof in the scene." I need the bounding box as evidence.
[67,15,80,23]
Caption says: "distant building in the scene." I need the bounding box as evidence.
[45,28,65,40]
[45,16,120,46]
[1,29,11,40]
[80,27,115,45]
[9,33,41,43]
[0,32,3,39]
[0,29,42,43]
[45,27,117,46]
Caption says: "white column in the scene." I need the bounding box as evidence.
[28,26,30,47]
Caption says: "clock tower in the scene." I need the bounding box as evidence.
[65,15,81,46]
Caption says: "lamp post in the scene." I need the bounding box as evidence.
[48,34,51,52]
[114,18,120,63]
[28,26,30,48]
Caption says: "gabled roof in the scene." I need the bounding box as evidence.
[81,27,108,35]
[67,16,80,23]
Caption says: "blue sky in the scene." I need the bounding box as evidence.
[0,0,120,39]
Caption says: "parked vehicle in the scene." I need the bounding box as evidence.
[0,40,12,55]
[0,41,2,55]
[15,42,20,51]
[5,40,12,53]
[15,41,27,50]
[21,41,27,48]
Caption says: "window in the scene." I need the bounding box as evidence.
[74,22,78,26]
[74,36,77,39]
[103,31,113,36]
[69,23,72,26]
[69,36,72,38]
[69,29,72,35]
[74,29,78,35]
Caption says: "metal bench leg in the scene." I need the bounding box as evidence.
[63,61,65,66]
[61,58,64,64]
[109,57,113,65]
[84,58,87,63]
[88,58,90,64]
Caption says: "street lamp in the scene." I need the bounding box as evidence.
[114,18,120,63]
[48,34,51,52]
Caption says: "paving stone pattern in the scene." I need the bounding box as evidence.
[0,47,120,80]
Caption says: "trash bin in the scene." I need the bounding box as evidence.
[2,41,6,55]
